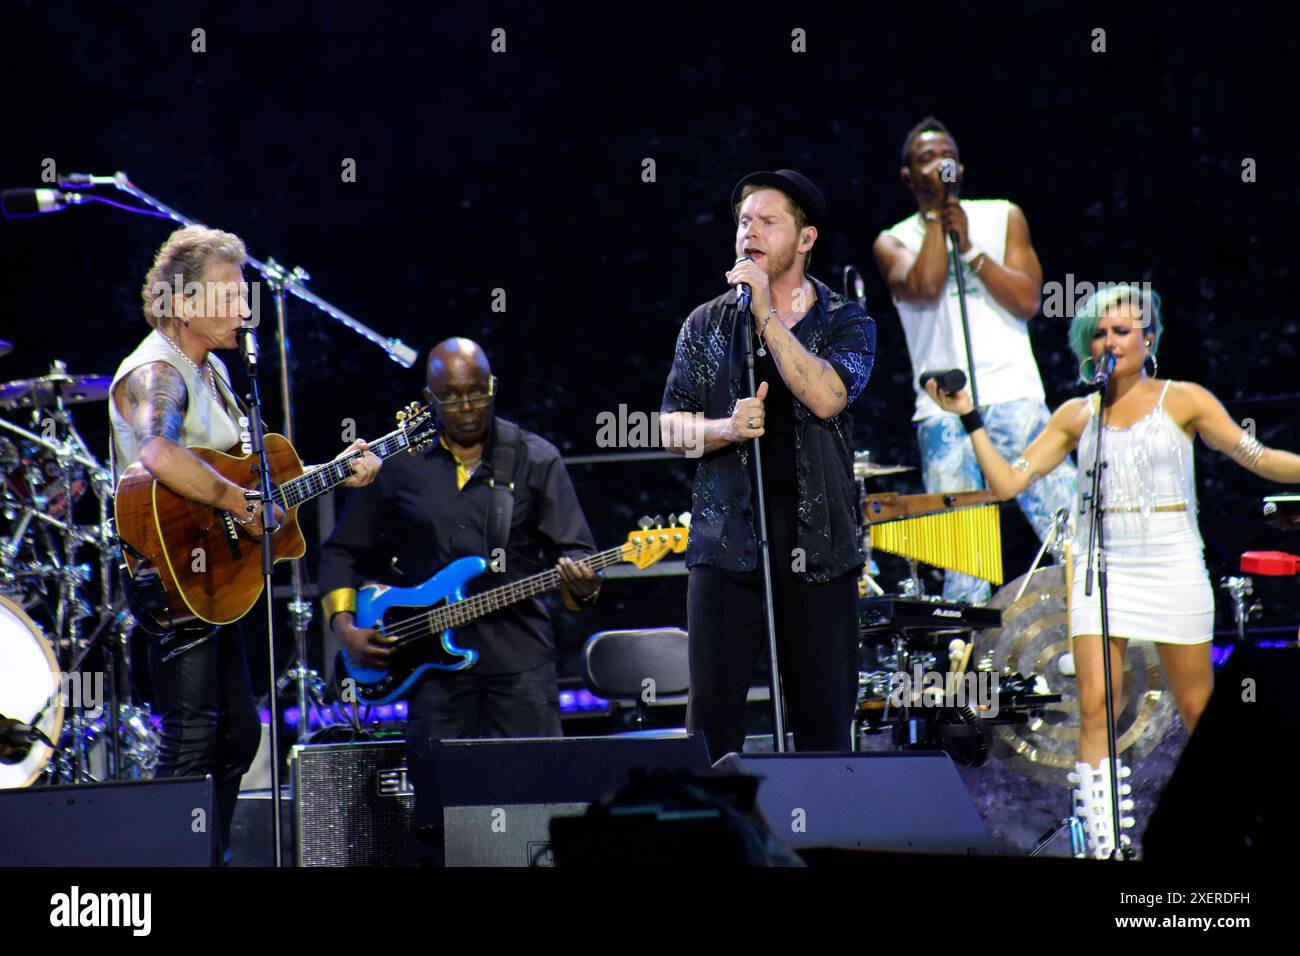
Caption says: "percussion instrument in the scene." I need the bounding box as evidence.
[0,596,64,788]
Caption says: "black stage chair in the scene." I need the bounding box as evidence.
[580,627,690,734]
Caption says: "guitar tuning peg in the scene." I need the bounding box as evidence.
[396,410,407,423]
[666,513,677,527]
[638,515,653,531]
[678,511,691,528]
[652,514,664,528]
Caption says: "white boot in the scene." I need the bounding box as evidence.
[1070,759,1134,859]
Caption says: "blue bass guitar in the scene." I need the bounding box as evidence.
[334,516,689,705]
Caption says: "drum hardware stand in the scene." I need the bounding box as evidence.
[47,591,135,783]
[1219,576,1262,643]
[1029,797,1088,858]
[1014,509,1070,603]
[898,558,925,598]
[1079,376,1130,860]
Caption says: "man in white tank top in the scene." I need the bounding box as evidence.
[110,225,379,862]
[873,117,1076,603]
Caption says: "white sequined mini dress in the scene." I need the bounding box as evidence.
[1069,381,1214,644]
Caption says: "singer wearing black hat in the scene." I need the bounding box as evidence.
[659,170,876,758]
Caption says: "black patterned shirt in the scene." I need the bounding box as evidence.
[660,275,876,582]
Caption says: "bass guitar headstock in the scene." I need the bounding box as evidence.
[622,512,691,569]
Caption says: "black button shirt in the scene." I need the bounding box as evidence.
[317,417,597,675]
[660,274,876,582]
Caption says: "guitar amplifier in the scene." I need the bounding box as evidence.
[292,739,413,867]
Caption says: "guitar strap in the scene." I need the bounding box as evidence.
[486,418,521,555]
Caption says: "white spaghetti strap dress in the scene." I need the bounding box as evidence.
[1069,381,1215,644]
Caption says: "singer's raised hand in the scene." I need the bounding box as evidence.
[725,256,772,319]
[938,197,971,253]
[924,378,974,415]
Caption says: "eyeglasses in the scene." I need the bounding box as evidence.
[429,375,497,410]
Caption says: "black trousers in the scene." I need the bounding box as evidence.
[146,624,261,863]
[406,659,563,742]
[405,660,562,865]
[686,491,860,759]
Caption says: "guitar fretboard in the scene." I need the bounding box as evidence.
[422,544,629,634]
[272,428,416,511]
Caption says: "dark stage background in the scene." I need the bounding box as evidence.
[3,1,1298,697]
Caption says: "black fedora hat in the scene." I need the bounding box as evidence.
[730,169,827,231]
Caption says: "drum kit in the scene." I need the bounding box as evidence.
[851,451,1176,788]
[0,344,158,791]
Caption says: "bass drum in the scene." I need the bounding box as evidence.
[971,565,1177,787]
[0,595,64,788]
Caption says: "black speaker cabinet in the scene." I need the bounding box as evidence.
[1145,643,1300,858]
[715,751,993,855]
[0,775,217,866]
[413,733,712,866]
[292,739,414,866]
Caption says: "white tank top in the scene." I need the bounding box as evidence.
[1072,380,1200,541]
[884,199,1047,421]
[109,330,243,478]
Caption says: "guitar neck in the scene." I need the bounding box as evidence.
[273,428,414,510]
[428,544,629,632]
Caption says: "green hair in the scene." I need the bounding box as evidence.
[1068,282,1163,383]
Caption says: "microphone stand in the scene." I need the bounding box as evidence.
[942,186,981,409]
[740,293,788,753]
[1081,363,1126,859]
[239,329,285,868]
[263,261,321,743]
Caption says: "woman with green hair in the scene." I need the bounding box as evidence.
[925,282,1300,858]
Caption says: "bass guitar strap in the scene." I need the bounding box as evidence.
[486,418,522,557]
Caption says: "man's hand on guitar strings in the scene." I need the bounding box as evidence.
[338,440,382,488]
[332,612,397,669]
[558,556,601,601]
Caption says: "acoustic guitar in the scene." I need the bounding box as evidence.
[114,403,438,628]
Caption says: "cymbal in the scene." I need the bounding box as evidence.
[0,340,11,358]
[971,565,1177,787]
[0,372,112,409]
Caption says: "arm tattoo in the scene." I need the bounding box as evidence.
[819,362,846,399]
[125,362,187,447]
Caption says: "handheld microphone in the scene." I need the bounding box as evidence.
[734,255,752,313]
[919,368,968,394]
[1092,352,1117,391]
[1,188,86,219]
[938,158,959,199]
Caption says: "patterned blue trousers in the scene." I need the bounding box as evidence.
[915,399,1077,604]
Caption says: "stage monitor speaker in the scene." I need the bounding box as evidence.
[715,751,993,855]
[415,732,712,866]
[0,775,216,866]
[1145,644,1300,858]
[292,739,413,866]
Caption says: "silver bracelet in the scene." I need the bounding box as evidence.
[1232,432,1265,469]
